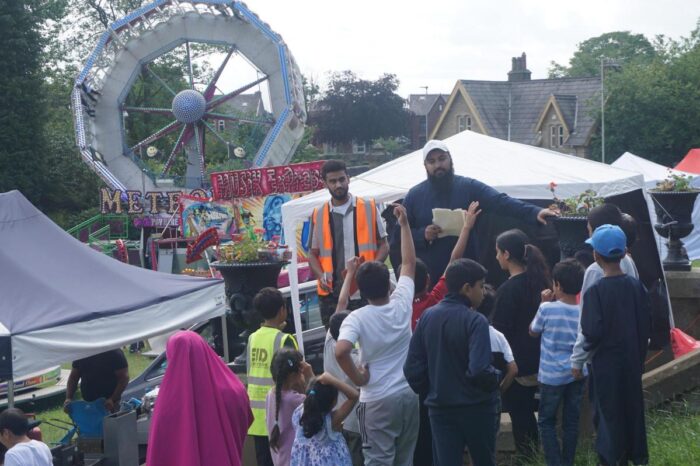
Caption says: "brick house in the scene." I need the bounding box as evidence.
[431,54,601,157]
[408,94,447,150]
[212,91,266,133]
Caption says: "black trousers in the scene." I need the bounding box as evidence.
[502,381,539,463]
[252,435,273,466]
[414,396,434,466]
[429,402,498,466]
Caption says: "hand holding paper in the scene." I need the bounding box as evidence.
[432,208,465,238]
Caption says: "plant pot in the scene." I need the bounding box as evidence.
[553,216,590,260]
[210,260,289,357]
[648,190,700,271]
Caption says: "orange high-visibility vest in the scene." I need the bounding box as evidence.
[311,197,379,296]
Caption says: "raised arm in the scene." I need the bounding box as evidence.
[336,257,360,312]
[395,204,415,279]
[448,202,481,265]
[317,372,360,431]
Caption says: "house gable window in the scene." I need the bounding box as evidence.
[457,115,472,132]
[550,125,564,147]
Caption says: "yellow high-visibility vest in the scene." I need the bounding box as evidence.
[246,326,297,436]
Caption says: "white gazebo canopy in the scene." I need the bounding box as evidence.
[282,130,646,352]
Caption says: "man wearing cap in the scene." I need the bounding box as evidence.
[578,224,650,466]
[400,140,557,282]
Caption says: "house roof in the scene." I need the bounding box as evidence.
[215,91,265,116]
[408,94,445,116]
[458,77,600,147]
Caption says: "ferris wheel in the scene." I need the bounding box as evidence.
[72,0,306,192]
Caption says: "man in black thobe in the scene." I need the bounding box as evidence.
[580,224,650,465]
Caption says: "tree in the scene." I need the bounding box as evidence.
[589,22,700,166]
[311,71,408,145]
[0,1,52,205]
[549,31,656,78]
[291,126,321,162]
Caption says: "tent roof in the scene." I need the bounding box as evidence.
[674,148,700,174]
[612,152,700,187]
[282,130,644,226]
[0,191,225,377]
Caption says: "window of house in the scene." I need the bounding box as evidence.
[550,125,564,148]
[438,104,444,112]
[457,115,472,132]
[217,120,225,132]
[558,125,564,146]
[418,116,427,135]
[353,141,366,154]
[324,142,338,155]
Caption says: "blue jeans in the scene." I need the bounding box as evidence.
[538,380,585,466]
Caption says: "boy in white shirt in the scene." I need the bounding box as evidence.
[0,408,53,466]
[336,204,418,466]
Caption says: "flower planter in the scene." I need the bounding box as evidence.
[648,190,700,271]
[210,260,289,357]
[553,216,590,260]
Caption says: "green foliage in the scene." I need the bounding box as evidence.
[653,172,695,192]
[549,31,656,78]
[372,136,411,157]
[0,0,50,205]
[291,126,321,162]
[548,183,604,216]
[589,21,700,166]
[301,75,320,114]
[311,71,408,145]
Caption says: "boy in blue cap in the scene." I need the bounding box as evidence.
[580,224,650,466]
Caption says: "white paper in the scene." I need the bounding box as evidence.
[432,208,464,238]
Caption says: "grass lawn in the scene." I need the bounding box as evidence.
[523,398,700,465]
[36,348,153,445]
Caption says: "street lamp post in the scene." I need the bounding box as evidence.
[600,57,623,164]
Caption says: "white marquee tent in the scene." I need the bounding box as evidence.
[611,152,700,260]
[282,130,648,351]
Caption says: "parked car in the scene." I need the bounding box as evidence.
[123,279,325,401]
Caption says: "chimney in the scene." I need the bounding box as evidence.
[508,52,531,82]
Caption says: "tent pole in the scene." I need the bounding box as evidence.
[204,249,230,362]
[221,315,230,363]
[7,379,14,408]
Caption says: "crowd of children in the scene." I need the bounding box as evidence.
[242,202,651,466]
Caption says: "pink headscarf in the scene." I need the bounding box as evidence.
[146,331,253,466]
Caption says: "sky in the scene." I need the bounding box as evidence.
[216,0,700,98]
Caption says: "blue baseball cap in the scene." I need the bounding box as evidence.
[585,224,626,258]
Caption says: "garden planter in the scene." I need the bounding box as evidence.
[648,190,700,271]
[210,260,288,357]
[553,216,590,260]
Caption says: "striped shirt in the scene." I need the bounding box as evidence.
[530,301,581,385]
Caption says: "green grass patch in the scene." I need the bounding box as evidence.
[522,408,700,465]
